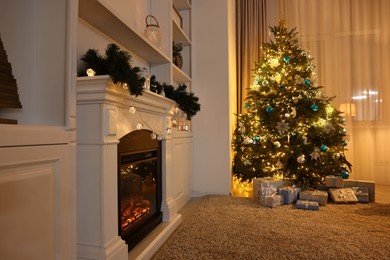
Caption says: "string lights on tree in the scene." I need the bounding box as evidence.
[232,21,352,189]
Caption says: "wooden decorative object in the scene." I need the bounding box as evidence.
[0,34,22,124]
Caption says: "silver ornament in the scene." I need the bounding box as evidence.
[297,155,305,164]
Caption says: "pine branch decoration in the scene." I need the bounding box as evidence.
[80,43,144,96]
[151,77,201,119]
[80,49,107,75]
[80,43,200,118]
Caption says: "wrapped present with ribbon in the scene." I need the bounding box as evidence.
[351,187,369,203]
[325,175,344,188]
[278,186,301,204]
[296,200,319,210]
[343,179,375,202]
[299,190,329,206]
[259,193,284,208]
[329,188,359,204]
[253,177,286,198]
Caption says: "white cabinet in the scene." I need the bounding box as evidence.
[0,1,77,259]
[78,0,193,130]
[0,125,76,260]
[172,129,193,210]
[79,0,191,83]
[172,0,192,83]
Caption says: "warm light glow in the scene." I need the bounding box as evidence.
[352,95,367,100]
[136,122,143,130]
[269,58,280,68]
[86,68,96,77]
[129,106,136,114]
[231,178,253,197]
[325,104,334,116]
[363,90,378,95]
[274,73,282,83]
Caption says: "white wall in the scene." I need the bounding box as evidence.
[192,0,236,196]
[0,1,68,126]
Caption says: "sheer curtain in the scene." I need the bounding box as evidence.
[284,0,390,184]
[236,0,268,114]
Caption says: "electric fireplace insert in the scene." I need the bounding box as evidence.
[117,130,162,251]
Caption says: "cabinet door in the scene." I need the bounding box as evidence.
[0,144,75,260]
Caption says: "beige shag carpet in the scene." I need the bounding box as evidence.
[152,195,390,260]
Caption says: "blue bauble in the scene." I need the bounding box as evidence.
[320,144,328,152]
[266,106,274,113]
[341,128,347,134]
[253,135,261,144]
[311,104,319,112]
[341,171,349,179]
[262,80,269,86]
[304,79,311,85]
[244,103,250,109]
[283,56,291,63]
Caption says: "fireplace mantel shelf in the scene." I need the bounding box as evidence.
[77,75,176,116]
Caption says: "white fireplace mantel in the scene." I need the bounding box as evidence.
[76,75,177,140]
[76,75,186,260]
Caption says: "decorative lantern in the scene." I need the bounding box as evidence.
[139,67,151,90]
[144,15,161,48]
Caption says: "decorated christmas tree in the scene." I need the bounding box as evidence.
[232,21,352,189]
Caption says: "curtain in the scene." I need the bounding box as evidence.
[284,0,390,184]
[236,0,268,114]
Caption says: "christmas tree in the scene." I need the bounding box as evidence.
[232,21,352,189]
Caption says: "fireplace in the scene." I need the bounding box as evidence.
[118,130,162,251]
[77,76,189,259]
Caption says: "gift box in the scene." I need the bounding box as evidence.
[299,190,328,206]
[253,177,286,198]
[259,194,284,208]
[296,200,320,210]
[351,187,369,203]
[329,188,359,204]
[343,179,375,202]
[315,184,329,191]
[278,186,301,204]
[325,175,344,188]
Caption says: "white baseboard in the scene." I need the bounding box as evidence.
[128,213,182,260]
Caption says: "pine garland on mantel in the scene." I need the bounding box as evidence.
[150,76,200,120]
[79,43,201,119]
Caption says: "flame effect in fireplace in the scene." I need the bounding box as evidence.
[121,197,152,231]
[119,160,156,232]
